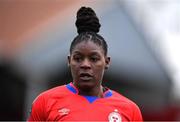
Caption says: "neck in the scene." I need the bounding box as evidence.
[73,82,104,98]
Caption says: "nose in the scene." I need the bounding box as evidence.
[80,58,91,69]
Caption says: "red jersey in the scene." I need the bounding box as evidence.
[28,82,143,121]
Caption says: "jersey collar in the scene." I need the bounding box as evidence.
[66,82,113,98]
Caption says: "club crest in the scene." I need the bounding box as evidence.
[58,108,70,116]
[108,109,121,122]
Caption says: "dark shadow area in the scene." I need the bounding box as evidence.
[0,62,26,121]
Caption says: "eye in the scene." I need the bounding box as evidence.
[73,55,83,62]
[90,56,99,62]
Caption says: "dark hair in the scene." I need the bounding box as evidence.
[70,7,108,56]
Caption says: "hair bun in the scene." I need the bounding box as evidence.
[75,7,101,34]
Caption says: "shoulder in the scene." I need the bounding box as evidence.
[28,85,68,121]
[111,90,143,121]
[111,90,137,106]
[42,85,66,95]
[37,85,67,99]
[32,85,67,104]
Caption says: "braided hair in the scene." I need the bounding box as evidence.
[70,7,108,56]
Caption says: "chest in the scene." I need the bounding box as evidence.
[46,96,131,121]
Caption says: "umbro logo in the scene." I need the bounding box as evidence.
[58,108,70,116]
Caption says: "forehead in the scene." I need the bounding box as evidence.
[72,41,104,55]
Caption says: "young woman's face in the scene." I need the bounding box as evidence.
[68,41,110,90]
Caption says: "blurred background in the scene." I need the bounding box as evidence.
[0,0,180,120]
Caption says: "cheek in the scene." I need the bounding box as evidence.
[93,63,106,77]
[96,61,106,70]
[70,63,79,76]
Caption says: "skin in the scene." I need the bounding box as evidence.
[68,40,110,98]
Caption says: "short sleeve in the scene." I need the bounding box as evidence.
[27,93,46,121]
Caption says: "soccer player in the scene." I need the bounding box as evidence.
[28,6,143,121]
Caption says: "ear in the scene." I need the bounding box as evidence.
[67,55,71,67]
[105,56,110,70]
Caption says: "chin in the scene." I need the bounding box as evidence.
[78,80,95,91]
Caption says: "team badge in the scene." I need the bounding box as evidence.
[58,108,70,116]
[108,109,121,122]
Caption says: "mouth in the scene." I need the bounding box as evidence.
[79,73,93,81]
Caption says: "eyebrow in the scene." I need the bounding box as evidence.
[73,50,101,55]
[72,51,82,55]
[90,52,101,56]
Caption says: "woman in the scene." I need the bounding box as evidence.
[28,6,143,121]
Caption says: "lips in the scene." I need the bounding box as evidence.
[79,73,93,81]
